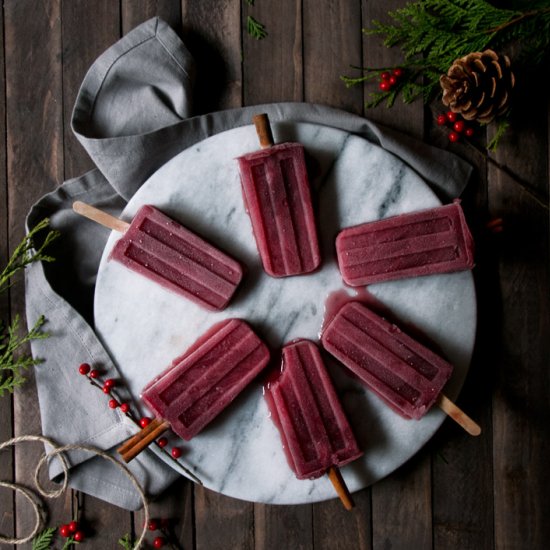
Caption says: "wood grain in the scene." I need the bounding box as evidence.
[182,0,242,112]
[4,0,69,540]
[0,2,14,542]
[242,0,303,104]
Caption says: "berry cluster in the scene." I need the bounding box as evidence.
[78,363,184,466]
[146,517,171,548]
[378,68,403,91]
[59,519,85,543]
[436,111,475,143]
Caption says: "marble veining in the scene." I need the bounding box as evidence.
[94,122,476,505]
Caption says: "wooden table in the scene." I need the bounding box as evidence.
[1,2,548,548]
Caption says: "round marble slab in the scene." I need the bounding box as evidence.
[94,122,476,505]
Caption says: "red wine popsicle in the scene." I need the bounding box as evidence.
[236,114,321,277]
[118,319,270,462]
[73,201,243,311]
[336,201,475,286]
[321,301,480,435]
[265,339,362,509]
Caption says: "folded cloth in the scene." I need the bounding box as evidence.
[25,17,473,510]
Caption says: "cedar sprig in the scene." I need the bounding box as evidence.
[32,527,56,550]
[0,218,59,294]
[0,314,50,395]
[247,15,267,40]
[343,0,550,108]
[0,218,59,396]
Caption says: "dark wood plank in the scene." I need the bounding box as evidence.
[182,0,242,112]
[303,0,363,114]
[362,2,432,548]
[254,502,312,550]
[59,4,134,548]
[0,1,15,542]
[490,74,550,549]
[301,2,371,547]
[429,114,495,549]
[194,487,254,550]
[122,0,181,34]
[3,0,71,542]
[242,0,303,104]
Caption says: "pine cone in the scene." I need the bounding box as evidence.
[440,49,515,123]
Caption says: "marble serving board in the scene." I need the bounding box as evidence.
[94,122,476,505]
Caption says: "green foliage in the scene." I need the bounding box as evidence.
[32,527,56,550]
[247,15,267,40]
[0,218,59,396]
[345,0,550,109]
[118,533,135,550]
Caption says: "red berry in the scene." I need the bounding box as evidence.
[104,378,116,389]
[153,537,166,549]
[465,126,475,137]
[389,75,397,85]
[120,403,130,413]
[157,437,168,448]
[448,131,460,143]
[109,399,119,409]
[140,417,152,428]
[380,71,391,80]
[89,369,100,379]
[379,80,391,91]
[446,110,457,122]
[392,68,403,77]
[59,525,71,538]
[78,363,91,375]
[453,120,465,133]
[171,447,182,459]
[102,384,111,394]
[73,531,85,542]
[436,114,447,126]
[148,518,160,531]
[68,521,79,533]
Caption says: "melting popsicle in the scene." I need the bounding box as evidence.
[321,301,480,435]
[336,201,475,287]
[265,340,362,509]
[118,319,270,463]
[236,114,321,277]
[73,201,243,311]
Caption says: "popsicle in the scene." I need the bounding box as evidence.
[118,319,270,462]
[265,340,362,509]
[73,201,243,311]
[321,301,480,435]
[236,113,321,277]
[336,201,475,286]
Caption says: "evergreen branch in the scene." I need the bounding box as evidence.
[32,527,56,550]
[118,534,136,549]
[247,15,267,40]
[0,314,49,396]
[0,218,60,294]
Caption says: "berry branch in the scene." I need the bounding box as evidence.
[77,363,202,485]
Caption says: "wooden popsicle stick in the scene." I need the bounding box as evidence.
[437,393,481,436]
[327,466,355,511]
[253,113,275,149]
[73,200,130,233]
[117,418,170,463]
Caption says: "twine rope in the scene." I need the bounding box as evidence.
[0,434,149,548]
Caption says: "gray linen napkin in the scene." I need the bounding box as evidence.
[24,17,472,510]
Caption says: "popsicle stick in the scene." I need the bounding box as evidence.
[437,393,481,436]
[118,418,170,463]
[253,113,274,149]
[73,200,130,233]
[327,466,355,511]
